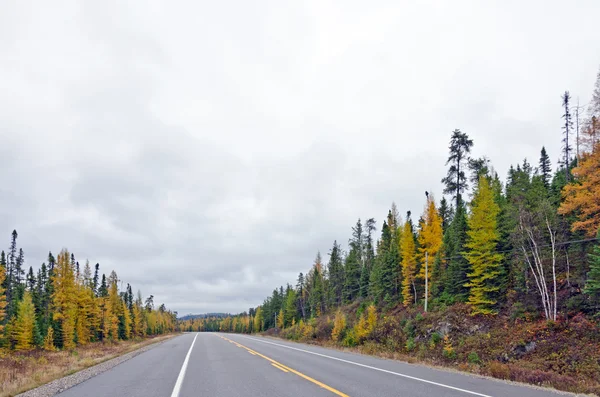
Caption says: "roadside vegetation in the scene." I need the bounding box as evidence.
[0,231,177,395]
[180,66,600,395]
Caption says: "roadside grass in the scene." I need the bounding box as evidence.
[0,334,177,397]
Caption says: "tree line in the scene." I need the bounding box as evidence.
[0,233,176,351]
[181,67,600,335]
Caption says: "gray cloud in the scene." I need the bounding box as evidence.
[2,0,600,315]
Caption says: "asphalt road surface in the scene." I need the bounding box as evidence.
[57,332,573,397]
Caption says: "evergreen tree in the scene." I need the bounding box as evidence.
[443,203,470,300]
[360,218,376,297]
[283,289,297,327]
[99,274,108,297]
[343,248,361,303]
[562,91,574,181]
[539,146,552,189]
[442,129,474,209]
[0,254,7,334]
[93,263,100,295]
[26,266,35,292]
[464,176,503,315]
[438,197,452,231]
[583,229,600,301]
[327,241,344,307]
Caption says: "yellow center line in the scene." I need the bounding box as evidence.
[271,363,289,373]
[219,335,350,397]
[248,350,256,355]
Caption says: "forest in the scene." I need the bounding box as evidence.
[0,233,176,351]
[180,68,600,393]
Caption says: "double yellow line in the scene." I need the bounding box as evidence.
[218,335,349,397]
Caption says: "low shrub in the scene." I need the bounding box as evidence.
[467,351,480,364]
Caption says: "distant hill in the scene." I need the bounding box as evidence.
[178,313,230,321]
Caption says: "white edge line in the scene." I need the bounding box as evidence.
[234,334,492,397]
[170,333,198,397]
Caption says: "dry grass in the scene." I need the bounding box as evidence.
[0,334,177,397]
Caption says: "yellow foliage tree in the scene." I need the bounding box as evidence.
[400,220,417,306]
[253,306,263,332]
[14,291,37,351]
[52,249,77,349]
[121,301,132,340]
[106,271,121,340]
[132,303,144,338]
[366,304,377,333]
[417,195,443,301]
[277,308,284,329]
[464,176,503,315]
[43,326,56,351]
[559,143,600,237]
[331,310,346,342]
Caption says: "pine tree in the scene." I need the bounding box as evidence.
[14,291,37,351]
[539,146,552,189]
[442,129,474,209]
[464,176,503,315]
[400,219,417,306]
[283,289,296,327]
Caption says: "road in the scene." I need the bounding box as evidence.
[57,332,573,397]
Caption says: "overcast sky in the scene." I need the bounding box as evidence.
[1,1,599,315]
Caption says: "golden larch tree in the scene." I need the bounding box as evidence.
[464,175,503,315]
[559,143,600,237]
[52,249,77,349]
[121,300,132,339]
[14,291,37,351]
[417,195,444,301]
[400,220,418,306]
[43,326,56,351]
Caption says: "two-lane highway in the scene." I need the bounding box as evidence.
[57,333,577,397]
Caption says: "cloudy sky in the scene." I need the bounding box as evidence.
[1,1,599,315]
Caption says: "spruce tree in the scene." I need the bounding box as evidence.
[562,91,574,181]
[443,204,470,301]
[343,249,360,303]
[539,146,552,189]
[442,129,474,209]
[0,254,6,334]
[327,241,344,307]
[360,218,376,297]
[583,229,600,302]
